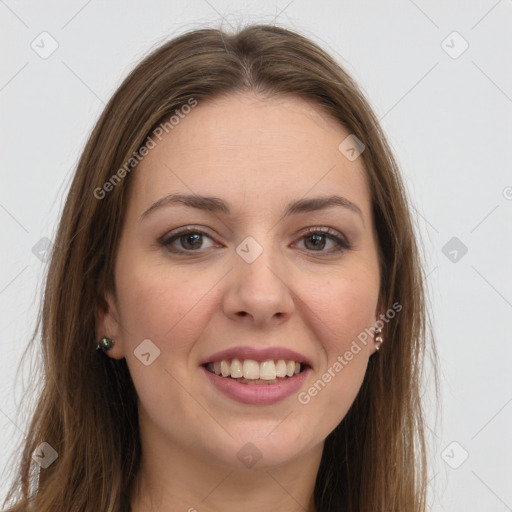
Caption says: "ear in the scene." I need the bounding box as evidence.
[369,301,385,356]
[368,320,384,356]
[94,290,126,359]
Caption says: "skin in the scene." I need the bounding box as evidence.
[96,91,382,512]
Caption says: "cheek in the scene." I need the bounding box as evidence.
[114,255,223,357]
[294,270,378,418]
[303,272,379,354]
[333,285,377,350]
[112,259,220,412]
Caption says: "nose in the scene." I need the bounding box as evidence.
[222,246,295,327]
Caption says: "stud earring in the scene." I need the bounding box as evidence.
[96,337,113,352]
[375,327,383,351]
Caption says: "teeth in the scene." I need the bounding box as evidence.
[207,358,304,380]
[220,360,230,377]
[230,358,243,378]
[275,360,287,378]
[243,359,260,379]
[259,360,276,380]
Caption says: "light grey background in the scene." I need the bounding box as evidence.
[1,1,511,510]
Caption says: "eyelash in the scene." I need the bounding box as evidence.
[159,226,352,256]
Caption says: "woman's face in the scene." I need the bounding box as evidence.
[98,92,381,469]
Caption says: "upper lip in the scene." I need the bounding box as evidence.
[200,346,312,367]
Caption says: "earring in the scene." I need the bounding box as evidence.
[96,337,113,352]
[375,327,383,351]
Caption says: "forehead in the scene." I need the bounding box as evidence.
[131,92,370,217]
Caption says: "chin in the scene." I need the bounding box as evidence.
[201,422,319,470]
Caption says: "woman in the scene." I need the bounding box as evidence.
[3,24,434,511]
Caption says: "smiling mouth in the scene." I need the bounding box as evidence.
[203,358,309,385]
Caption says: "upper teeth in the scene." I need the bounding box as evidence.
[207,359,302,380]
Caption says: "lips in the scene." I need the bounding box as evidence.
[199,346,312,367]
[200,346,311,382]
[205,358,303,382]
[199,346,312,404]
[201,365,311,405]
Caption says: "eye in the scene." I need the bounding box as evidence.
[294,227,351,254]
[160,228,217,254]
[159,226,351,256]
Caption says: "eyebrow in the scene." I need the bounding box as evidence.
[140,193,363,221]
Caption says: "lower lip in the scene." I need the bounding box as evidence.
[201,366,311,405]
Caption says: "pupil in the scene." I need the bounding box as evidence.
[305,234,325,250]
[182,233,202,249]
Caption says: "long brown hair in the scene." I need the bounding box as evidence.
[3,24,434,511]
